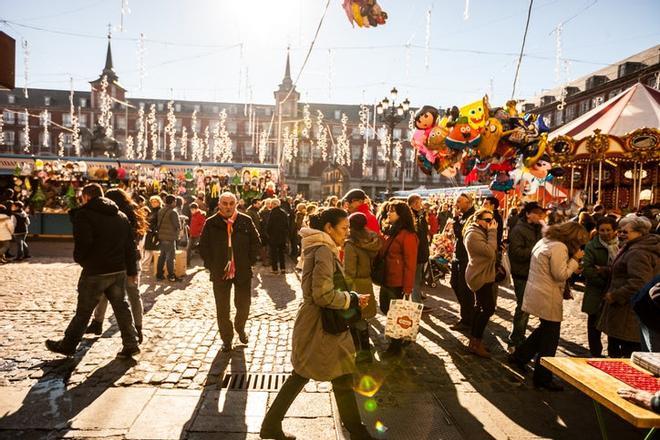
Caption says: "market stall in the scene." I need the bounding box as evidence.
[0,154,280,237]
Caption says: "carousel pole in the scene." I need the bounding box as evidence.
[638,162,644,209]
[570,166,574,201]
[597,160,603,204]
[631,162,638,209]
[614,167,620,209]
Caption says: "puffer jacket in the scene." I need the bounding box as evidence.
[464,223,498,292]
[156,205,180,242]
[522,238,580,322]
[507,219,543,280]
[344,231,382,319]
[581,236,612,315]
[598,233,660,342]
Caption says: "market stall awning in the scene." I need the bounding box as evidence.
[550,82,660,139]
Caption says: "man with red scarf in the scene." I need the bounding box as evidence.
[199,192,260,352]
[342,189,381,235]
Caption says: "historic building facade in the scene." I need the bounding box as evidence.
[0,36,456,199]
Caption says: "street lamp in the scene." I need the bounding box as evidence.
[376,87,409,196]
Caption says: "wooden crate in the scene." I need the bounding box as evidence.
[152,250,187,277]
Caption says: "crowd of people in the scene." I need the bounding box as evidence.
[2,181,658,439]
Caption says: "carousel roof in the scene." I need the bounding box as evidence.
[550,82,660,139]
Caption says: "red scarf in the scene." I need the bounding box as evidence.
[223,211,239,279]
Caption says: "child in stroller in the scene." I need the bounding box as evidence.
[425,223,455,288]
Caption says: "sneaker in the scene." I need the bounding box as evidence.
[116,346,140,358]
[85,320,103,335]
[45,339,76,357]
[168,275,182,282]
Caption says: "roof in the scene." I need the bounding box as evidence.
[550,82,660,139]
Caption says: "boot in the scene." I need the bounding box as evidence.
[85,320,103,335]
[136,325,143,344]
[469,338,491,358]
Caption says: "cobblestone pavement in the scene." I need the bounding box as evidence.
[0,241,649,439]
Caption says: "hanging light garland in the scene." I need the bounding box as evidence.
[22,39,29,99]
[164,100,177,160]
[98,75,114,138]
[377,125,390,161]
[119,0,130,32]
[203,125,211,161]
[190,109,201,162]
[22,109,30,153]
[40,109,50,149]
[292,121,299,158]
[137,33,146,91]
[136,106,145,159]
[0,113,4,146]
[147,103,157,160]
[57,132,65,157]
[179,126,188,159]
[212,120,221,162]
[301,104,312,138]
[72,107,81,156]
[258,129,268,163]
[282,125,293,163]
[336,113,350,166]
[359,104,370,173]
[316,110,328,161]
[125,135,135,159]
[464,0,470,20]
[393,140,403,169]
[217,109,233,163]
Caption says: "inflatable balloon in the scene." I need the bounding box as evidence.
[445,117,481,150]
[460,96,489,130]
[342,0,388,28]
[478,118,507,159]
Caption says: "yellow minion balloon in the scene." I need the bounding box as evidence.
[460,97,489,131]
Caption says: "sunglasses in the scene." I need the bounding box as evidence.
[480,218,494,223]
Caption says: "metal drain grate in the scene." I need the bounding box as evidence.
[221,373,290,391]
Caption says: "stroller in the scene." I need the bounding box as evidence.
[424,256,449,288]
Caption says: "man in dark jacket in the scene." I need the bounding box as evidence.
[266,199,290,274]
[507,201,545,350]
[408,194,429,307]
[199,192,260,352]
[46,184,139,358]
[156,194,181,282]
[450,193,476,329]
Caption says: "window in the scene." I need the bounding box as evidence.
[393,128,402,139]
[3,110,15,124]
[116,116,127,130]
[80,98,87,107]
[212,106,219,114]
[591,95,604,108]
[364,146,372,160]
[244,140,254,156]
[44,96,51,106]
[555,109,564,126]
[578,100,590,114]
[63,133,72,146]
[565,104,576,121]
[264,107,272,116]
[227,121,237,134]
[334,110,341,120]
[39,111,50,125]
[8,94,15,104]
[377,168,386,179]
[63,113,72,126]
[351,145,360,160]
[231,140,237,153]
[175,119,182,130]
[363,165,372,178]
[175,103,181,112]
[4,131,15,145]
[18,112,28,125]
[157,102,164,112]
[79,114,87,128]
[332,125,342,136]
[229,105,237,115]
[39,132,51,147]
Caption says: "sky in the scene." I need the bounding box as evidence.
[0,0,658,109]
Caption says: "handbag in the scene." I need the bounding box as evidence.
[371,231,399,286]
[149,208,169,248]
[320,261,361,335]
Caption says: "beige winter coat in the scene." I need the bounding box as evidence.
[291,228,356,381]
[464,224,498,292]
[344,231,382,319]
[522,238,580,322]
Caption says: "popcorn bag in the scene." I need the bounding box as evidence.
[385,297,423,341]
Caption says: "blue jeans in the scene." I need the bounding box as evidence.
[640,322,660,352]
[156,240,176,278]
[12,233,28,259]
[62,271,138,351]
[412,263,425,303]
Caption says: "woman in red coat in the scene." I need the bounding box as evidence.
[378,200,419,358]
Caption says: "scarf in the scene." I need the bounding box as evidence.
[598,236,619,265]
[222,210,239,279]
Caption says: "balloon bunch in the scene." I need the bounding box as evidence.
[342,0,388,28]
[410,96,563,196]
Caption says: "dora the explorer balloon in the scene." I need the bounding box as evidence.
[412,105,441,174]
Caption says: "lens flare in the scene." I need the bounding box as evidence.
[354,374,383,397]
[375,420,388,433]
[364,398,378,412]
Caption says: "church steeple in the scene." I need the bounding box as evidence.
[277,47,295,93]
[100,29,118,83]
[90,26,125,108]
[274,48,300,117]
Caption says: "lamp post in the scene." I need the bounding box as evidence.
[376,87,409,196]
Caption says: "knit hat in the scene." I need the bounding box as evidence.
[348,212,367,231]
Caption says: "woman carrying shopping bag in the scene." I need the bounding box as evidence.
[376,200,418,359]
[260,208,374,440]
[464,208,499,358]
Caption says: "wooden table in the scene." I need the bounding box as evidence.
[541,357,659,440]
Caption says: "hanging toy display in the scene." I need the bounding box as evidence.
[342,0,388,28]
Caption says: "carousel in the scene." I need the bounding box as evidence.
[548,82,660,210]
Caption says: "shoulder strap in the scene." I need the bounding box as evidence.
[156,208,170,231]
[382,230,400,255]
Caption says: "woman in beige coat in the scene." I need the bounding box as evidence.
[509,222,588,391]
[344,212,382,364]
[261,208,374,440]
[463,208,499,358]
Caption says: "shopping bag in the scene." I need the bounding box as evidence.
[385,296,423,341]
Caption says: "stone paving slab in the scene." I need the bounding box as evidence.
[70,387,155,430]
[126,389,201,440]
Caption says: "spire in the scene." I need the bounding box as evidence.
[284,47,291,82]
[100,26,118,82]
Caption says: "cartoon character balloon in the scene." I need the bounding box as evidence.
[444,117,481,150]
[459,96,489,131]
[342,0,388,28]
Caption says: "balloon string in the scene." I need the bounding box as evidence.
[511,0,534,99]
